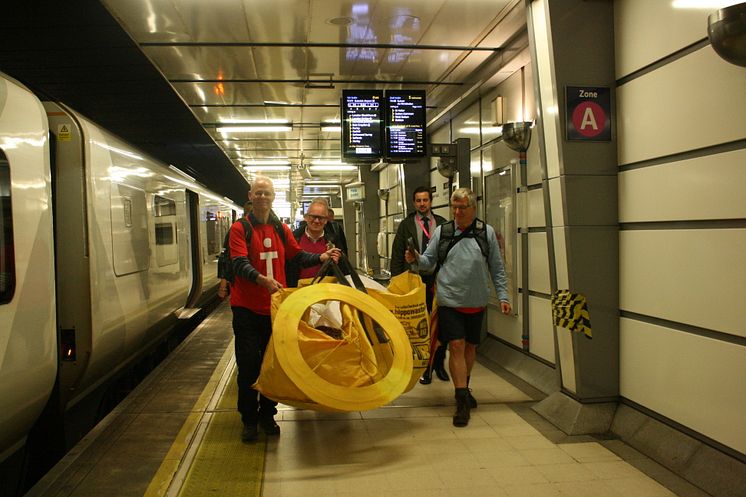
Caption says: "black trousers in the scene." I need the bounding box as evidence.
[231,306,277,425]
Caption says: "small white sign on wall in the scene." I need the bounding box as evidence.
[345,183,365,201]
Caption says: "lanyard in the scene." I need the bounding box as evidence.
[415,215,432,240]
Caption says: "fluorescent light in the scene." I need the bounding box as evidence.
[218,119,292,133]
[310,159,348,165]
[243,165,291,172]
[321,118,341,132]
[309,165,357,172]
[672,0,740,8]
[219,125,292,133]
[305,180,340,185]
[243,160,291,166]
[220,119,290,124]
[458,126,503,135]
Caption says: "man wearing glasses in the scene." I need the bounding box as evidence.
[406,187,511,428]
[286,197,335,287]
[229,180,340,442]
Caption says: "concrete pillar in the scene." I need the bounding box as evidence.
[527,0,620,433]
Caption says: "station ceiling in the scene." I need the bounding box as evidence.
[1,0,527,206]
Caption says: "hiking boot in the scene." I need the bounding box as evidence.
[259,417,281,436]
[419,367,433,385]
[468,389,478,409]
[453,388,471,427]
[241,423,259,442]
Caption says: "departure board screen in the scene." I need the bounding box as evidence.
[341,90,383,160]
[385,90,426,159]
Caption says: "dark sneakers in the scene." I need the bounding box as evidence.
[433,345,450,382]
[259,417,281,436]
[242,419,280,441]
[419,368,433,385]
[241,423,259,442]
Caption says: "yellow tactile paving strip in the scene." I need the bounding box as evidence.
[177,410,265,497]
[143,340,268,497]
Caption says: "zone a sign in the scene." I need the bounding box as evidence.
[566,86,612,141]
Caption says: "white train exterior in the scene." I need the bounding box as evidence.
[0,72,238,464]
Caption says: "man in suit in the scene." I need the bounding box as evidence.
[326,207,349,255]
[390,186,448,384]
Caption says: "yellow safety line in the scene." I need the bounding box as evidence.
[143,339,236,497]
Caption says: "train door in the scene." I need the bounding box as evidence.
[184,189,202,309]
[44,103,94,409]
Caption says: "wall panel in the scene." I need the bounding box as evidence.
[620,317,746,454]
[614,0,713,78]
[528,295,554,364]
[620,229,746,337]
[617,47,746,165]
[619,149,746,222]
[528,232,551,294]
[488,298,523,347]
[527,188,545,227]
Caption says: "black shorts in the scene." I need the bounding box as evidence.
[437,306,485,345]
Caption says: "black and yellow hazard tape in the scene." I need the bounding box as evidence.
[551,290,592,339]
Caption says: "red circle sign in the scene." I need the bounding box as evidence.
[571,101,606,138]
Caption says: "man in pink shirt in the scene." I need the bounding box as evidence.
[286,198,336,286]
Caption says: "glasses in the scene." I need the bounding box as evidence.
[305,214,327,223]
[252,190,274,197]
[451,204,472,211]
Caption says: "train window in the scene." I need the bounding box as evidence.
[0,152,15,304]
[111,183,149,275]
[153,195,178,266]
[205,208,219,256]
[155,223,174,244]
[154,195,176,217]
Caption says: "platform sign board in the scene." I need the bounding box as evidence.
[566,86,611,141]
[385,89,426,159]
[342,90,384,160]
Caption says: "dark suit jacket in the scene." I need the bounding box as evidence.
[390,211,447,277]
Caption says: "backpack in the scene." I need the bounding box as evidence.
[217,214,286,283]
[436,219,490,267]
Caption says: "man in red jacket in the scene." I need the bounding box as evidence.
[229,176,340,442]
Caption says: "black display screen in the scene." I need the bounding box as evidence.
[385,90,426,159]
[341,90,383,160]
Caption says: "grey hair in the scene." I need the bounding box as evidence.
[307,197,329,212]
[252,175,274,190]
[450,187,476,208]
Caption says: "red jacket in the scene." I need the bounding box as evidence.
[228,217,302,315]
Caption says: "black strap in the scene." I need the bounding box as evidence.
[310,257,350,286]
[309,254,390,345]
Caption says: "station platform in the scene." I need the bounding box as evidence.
[26,302,709,497]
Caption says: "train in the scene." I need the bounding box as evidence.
[0,71,241,484]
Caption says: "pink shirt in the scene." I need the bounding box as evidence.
[298,232,328,279]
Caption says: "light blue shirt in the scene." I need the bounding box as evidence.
[418,222,510,308]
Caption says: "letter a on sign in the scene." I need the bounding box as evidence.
[565,86,612,141]
[580,107,598,131]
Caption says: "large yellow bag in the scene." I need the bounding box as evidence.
[367,272,430,392]
[254,283,413,412]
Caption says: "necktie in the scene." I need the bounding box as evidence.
[421,216,430,253]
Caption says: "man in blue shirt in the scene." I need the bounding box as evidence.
[406,187,511,427]
[390,186,448,384]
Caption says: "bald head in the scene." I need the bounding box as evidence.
[249,176,275,222]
